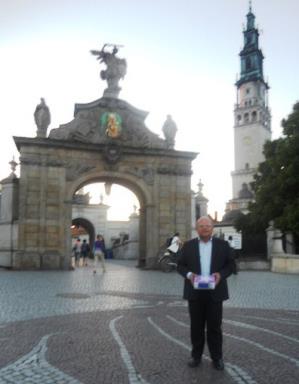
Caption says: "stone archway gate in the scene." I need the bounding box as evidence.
[13,97,197,269]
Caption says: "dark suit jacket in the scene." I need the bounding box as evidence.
[177,237,234,302]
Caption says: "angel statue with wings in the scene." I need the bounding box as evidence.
[91,44,127,98]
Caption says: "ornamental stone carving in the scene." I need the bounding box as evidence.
[157,164,192,176]
[123,166,155,185]
[102,144,122,164]
[49,98,167,150]
[65,164,96,181]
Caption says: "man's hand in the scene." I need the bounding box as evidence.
[187,272,197,284]
[213,272,221,286]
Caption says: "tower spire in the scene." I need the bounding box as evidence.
[226,5,271,215]
[236,4,268,89]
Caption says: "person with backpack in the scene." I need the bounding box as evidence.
[80,239,90,267]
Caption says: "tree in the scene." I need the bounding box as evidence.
[235,101,299,236]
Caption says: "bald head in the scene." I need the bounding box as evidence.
[196,216,213,242]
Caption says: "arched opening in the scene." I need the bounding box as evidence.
[71,217,95,248]
[70,177,144,267]
[67,171,153,269]
[70,217,95,268]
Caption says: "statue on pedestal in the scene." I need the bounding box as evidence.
[91,44,127,98]
[34,98,51,138]
[162,115,177,149]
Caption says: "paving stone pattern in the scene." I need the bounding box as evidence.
[0,260,298,383]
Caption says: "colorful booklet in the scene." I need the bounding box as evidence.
[193,275,216,290]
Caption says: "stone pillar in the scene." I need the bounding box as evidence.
[138,206,146,267]
[271,228,284,254]
[15,154,68,269]
[175,174,192,241]
[266,221,275,260]
[269,225,299,273]
[94,202,110,240]
[63,199,73,270]
[194,179,208,220]
[0,174,19,267]
[128,212,139,241]
[0,177,19,222]
[285,233,295,254]
[191,191,196,235]
[145,203,157,268]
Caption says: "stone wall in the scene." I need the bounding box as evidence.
[0,223,18,267]
[271,254,299,274]
[0,175,19,267]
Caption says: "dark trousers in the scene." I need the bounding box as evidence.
[188,293,223,361]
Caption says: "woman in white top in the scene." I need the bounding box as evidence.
[167,232,182,254]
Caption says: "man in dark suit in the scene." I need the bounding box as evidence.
[177,216,234,371]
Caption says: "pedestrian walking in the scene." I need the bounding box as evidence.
[177,216,234,371]
[80,239,90,266]
[93,235,106,273]
[72,238,81,268]
[227,235,238,274]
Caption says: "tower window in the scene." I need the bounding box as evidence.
[252,111,257,121]
[245,163,249,170]
[244,113,249,122]
[246,57,251,70]
[246,88,250,94]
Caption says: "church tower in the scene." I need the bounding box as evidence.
[227,2,271,214]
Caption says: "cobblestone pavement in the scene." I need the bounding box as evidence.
[0,260,298,383]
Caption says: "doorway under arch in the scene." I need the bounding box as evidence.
[71,217,95,248]
[68,172,149,268]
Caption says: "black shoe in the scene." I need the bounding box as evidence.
[212,359,224,371]
[188,358,201,368]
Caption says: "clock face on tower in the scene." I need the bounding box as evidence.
[243,136,252,145]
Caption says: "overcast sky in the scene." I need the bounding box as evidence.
[0,0,298,219]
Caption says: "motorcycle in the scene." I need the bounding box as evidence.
[158,249,180,273]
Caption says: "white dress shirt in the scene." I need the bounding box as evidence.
[199,238,212,277]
